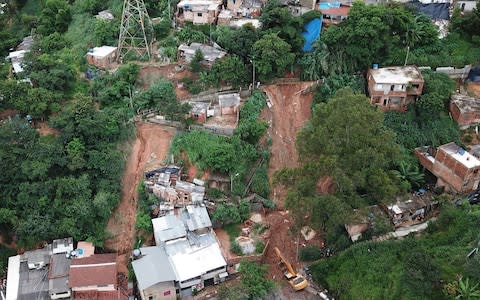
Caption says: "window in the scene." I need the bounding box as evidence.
[164,291,171,296]
[197,13,203,17]
[383,99,387,106]
[390,85,395,91]
[148,296,155,300]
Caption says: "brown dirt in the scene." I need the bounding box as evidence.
[467,82,480,98]
[104,122,175,273]
[137,64,192,99]
[261,83,314,207]
[36,121,59,136]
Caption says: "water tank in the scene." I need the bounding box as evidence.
[132,249,142,259]
[458,148,466,155]
[372,64,379,69]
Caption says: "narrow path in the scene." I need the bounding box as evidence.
[104,122,175,273]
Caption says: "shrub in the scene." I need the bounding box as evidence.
[238,200,251,222]
[464,134,473,143]
[299,245,322,261]
[231,240,243,256]
[255,240,265,254]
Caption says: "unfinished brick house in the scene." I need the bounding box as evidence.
[367,66,424,112]
[415,142,480,193]
[449,93,480,129]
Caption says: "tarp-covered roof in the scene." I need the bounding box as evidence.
[408,1,450,20]
[302,18,322,52]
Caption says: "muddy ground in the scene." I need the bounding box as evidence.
[104,122,175,273]
[261,82,314,208]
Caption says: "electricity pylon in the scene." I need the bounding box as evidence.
[117,0,153,61]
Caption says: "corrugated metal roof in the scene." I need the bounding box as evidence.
[132,247,176,291]
[152,215,187,243]
[184,205,212,231]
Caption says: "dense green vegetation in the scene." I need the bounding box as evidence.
[170,92,268,195]
[0,0,140,249]
[310,204,480,299]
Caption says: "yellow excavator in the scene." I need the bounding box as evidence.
[274,247,309,291]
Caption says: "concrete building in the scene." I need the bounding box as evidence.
[367,65,424,111]
[6,238,73,300]
[177,43,227,66]
[176,0,223,25]
[415,143,480,193]
[132,205,227,298]
[449,93,480,129]
[86,46,117,69]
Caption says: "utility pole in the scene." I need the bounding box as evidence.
[117,0,154,61]
[249,58,255,90]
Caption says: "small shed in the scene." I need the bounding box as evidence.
[86,46,117,69]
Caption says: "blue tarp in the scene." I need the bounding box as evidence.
[319,1,341,10]
[302,17,323,52]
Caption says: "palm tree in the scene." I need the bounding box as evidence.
[393,161,425,189]
[456,277,480,299]
[300,41,330,81]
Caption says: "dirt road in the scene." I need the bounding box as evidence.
[262,83,314,207]
[104,122,175,272]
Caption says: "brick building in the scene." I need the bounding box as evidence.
[449,93,480,129]
[415,142,480,193]
[367,66,424,112]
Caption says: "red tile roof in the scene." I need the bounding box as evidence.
[69,253,118,288]
[320,6,350,16]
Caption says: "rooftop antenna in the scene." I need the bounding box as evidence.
[117,0,154,61]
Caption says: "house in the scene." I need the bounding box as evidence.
[48,254,72,300]
[386,198,437,228]
[69,253,119,296]
[132,205,227,298]
[449,93,480,129]
[415,143,480,193]
[131,247,177,300]
[216,93,241,115]
[176,0,223,25]
[367,65,424,111]
[177,43,227,66]
[189,101,212,124]
[320,4,351,26]
[86,46,117,69]
[5,237,73,300]
[226,0,263,17]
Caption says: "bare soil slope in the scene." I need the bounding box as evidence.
[262,83,314,207]
[104,122,175,272]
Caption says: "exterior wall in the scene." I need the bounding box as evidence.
[72,284,115,292]
[191,111,207,123]
[367,69,424,112]
[141,281,176,300]
[449,101,480,128]
[432,148,480,193]
[220,106,237,116]
[180,8,217,24]
[86,53,116,69]
[299,0,315,9]
[457,0,477,12]
[227,0,242,10]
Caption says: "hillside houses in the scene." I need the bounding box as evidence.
[5,238,129,300]
[367,65,424,111]
[132,205,227,299]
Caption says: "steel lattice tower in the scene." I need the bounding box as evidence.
[117,0,153,60]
